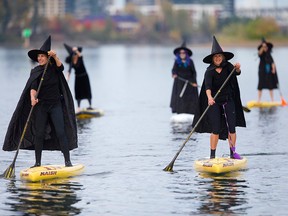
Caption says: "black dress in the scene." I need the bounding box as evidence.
[3,64,78,151]
[69,56,92,101]
[192,62,246,140]
[258,51,278,90]
[170,59,199,114]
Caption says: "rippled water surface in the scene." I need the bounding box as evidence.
[0,45,288,215]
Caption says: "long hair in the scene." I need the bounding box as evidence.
[175,50,191,67]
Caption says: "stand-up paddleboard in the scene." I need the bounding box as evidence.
[170,113,194,124]
[20,164,85,182]
[76,108,104,119]
[246,100,282,109]
[194,157,247,174]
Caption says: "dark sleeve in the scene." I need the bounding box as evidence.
[67,62,72,74]
[204,70,213,90]
[228,62,241,76]
[55,64,64,73]
[30,69,38,90]
[172,61,177,75]
[189,59,197,83]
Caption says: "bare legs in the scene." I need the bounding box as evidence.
[210,133,237,159]
[258,90,274,102]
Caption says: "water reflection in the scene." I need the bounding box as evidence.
[5,178,83,215]
[196,172,248,215]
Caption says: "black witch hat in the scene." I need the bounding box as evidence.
[28,35,51,62]
[203,36,234,64]
[64,43,83,64]
[63,43,83,56]
[257,37,273,50]
[173,41,192,57]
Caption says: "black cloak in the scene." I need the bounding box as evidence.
[170,59,199,114]
[192,62,246,140]
[67,56,92,101]
[258,51,278,90]
[3,64,78,151]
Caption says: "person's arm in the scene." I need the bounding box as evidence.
[189,59,198,87]
[234,62,241,75]
[48,50,62,67]
[30,89,38,106]
[73,47,82,57]
[205,70,215,105]
[172,61,177,78]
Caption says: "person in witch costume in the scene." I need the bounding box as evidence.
[64,43,92,112]
[2,36,77,167]
[257,38,278,102]
[192,36,246,159]
[170,41,199,114]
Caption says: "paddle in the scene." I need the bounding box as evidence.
[1,57,51,179]
[164,67,237,172]
[176,76,251,113]
[275,74,287,106]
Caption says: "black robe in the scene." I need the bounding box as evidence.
[258,51,278,90]
[3,64,78,151]
[170,59,199,114]
[68,56,92,100]
[192,62,246,140]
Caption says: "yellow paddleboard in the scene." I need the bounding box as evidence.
[20,164,85,182]
[194,157,247,174]
[76,108,104,119]
[246,100,282,109]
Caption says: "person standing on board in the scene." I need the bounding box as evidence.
[3,36,77,167]
[170,41,199,114]
[64,43,93,112]
[192,36,246,159]
[257,38,278,102]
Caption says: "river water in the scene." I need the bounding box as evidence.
[0,44,287,215]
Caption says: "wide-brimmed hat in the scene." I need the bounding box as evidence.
[257,37,273,50]
[173,41,192,57]
[28,35,51,62]
[203,36,234,64]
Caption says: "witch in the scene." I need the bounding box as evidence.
[192,36,246,159]
[64,43,92,112]
[170,41,199,114]
[2,35,77,167]
[257,38,278,102]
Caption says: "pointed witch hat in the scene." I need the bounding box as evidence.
[28,35,51,62]
[63,43,82,55]
[63,43,83,64]
[257,37,273,51]
[203,36,234,64]
[173,41,192,57]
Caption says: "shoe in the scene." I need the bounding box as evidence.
[30,163,41,168]
[87,107,93,110]
[65,161,73,167]
[230,147,241,159]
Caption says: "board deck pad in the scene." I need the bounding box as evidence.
[246,100,282,109]
[76,108,104,119]
[20,164,85,182]
[194,157,247,174]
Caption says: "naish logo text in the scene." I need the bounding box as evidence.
[40,171,57,176]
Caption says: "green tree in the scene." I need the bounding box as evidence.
[246,17,279,39]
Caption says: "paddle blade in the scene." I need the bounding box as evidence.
[3,164,15,179]
[281,97,287,106]
[163,161,174,172]
[242,106,251,113]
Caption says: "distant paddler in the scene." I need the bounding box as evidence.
[64,43,93,112]
[2,36,77,176]
[170,41,199,114]
[193,36,246,159]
